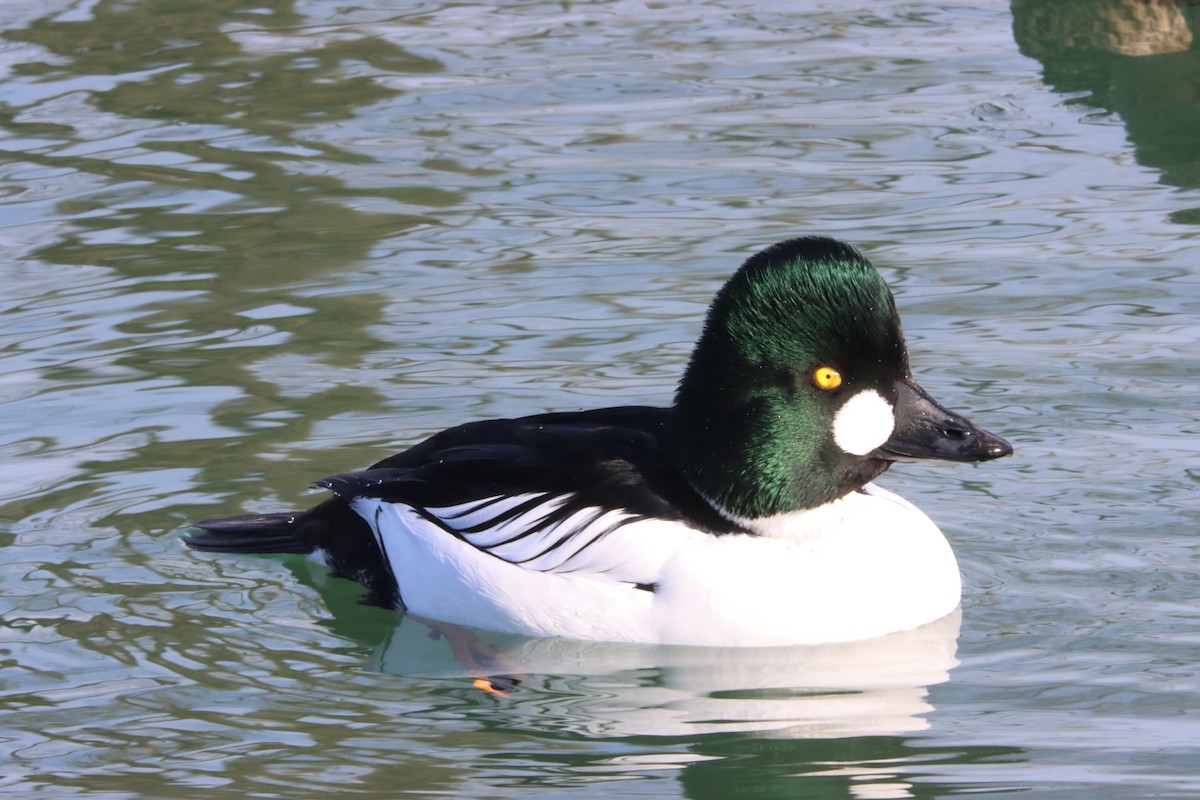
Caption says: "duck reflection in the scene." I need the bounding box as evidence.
[377,611,961,740]
[1012,0,1200,221]
[290,556,961,741]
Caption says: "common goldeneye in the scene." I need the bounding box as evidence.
[187,237,1011,646]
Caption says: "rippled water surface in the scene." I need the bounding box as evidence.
[2,0,1199,797]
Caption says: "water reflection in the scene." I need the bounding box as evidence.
[2,0,1189,795]
[380,615,961,739]
[293,558,994,798]
[294,559,960,740]
[0,0,450,516]
[300,559,1029,799]
[677,734,1025,800]
[1012,0,1200,220]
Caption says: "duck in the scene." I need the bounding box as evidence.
[186,236,1012,647]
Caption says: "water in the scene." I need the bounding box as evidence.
[1,0,1198,796]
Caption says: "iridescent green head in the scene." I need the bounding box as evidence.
[672,237,1010,520]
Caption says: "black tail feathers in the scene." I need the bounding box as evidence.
[185,512,312,554]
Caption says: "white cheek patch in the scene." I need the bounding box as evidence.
[832,389,895,456]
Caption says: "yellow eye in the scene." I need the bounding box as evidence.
[812,366,842,391]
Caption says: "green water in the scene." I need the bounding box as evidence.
[2,0,1198,797]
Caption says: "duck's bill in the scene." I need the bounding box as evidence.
[875,379,1013,463]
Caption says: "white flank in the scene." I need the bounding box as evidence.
[351,496,703,642]
[349,482,962,647]
[832,389,895,456]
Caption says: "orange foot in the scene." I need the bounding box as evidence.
[419,617,528,698]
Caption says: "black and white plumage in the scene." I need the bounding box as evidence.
[187,238,1011,646]
[321,406,743,600]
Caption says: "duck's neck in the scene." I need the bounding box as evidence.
[669,409,886,522]
[669,382,891,522]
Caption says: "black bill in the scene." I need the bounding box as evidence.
[876,379,1013,463]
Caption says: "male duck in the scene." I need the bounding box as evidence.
[187,237,1011,647]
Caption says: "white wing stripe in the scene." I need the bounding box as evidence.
[424,493,638,575]
[430,493,547,530]
[450,496,570,549]
[517,508,630,571]
[430,495,504,522]
[355,495,708,595]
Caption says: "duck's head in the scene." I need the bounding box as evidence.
[672,236,1012,520]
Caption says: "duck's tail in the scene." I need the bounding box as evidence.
[185,512,313,554]
[184,499,399,608]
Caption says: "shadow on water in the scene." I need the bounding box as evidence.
[1,0,454,525]
[1012,0,1200,222]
